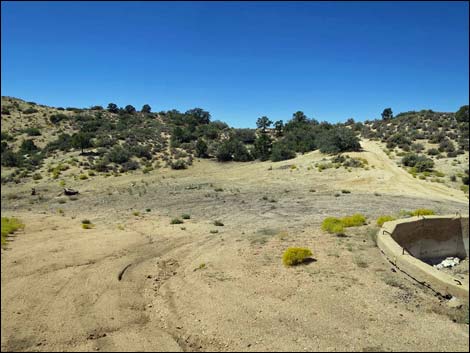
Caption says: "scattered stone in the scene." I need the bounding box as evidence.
[434,257,461,270]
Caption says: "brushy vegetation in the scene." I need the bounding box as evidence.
[282,247,313,266]
[181,214,191,220]
[377,215,396,226]
[213,220,224,226]
[321,214,367,234]
[171,218,184,224]
[341,214,367,227]
[321,217,345,234]
[410,208,435,216]
[1,217,24,245]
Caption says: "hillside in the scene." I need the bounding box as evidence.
[359,108,469,195]
[1,97,468,197]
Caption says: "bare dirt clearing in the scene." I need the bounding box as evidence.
[2,140,469,352]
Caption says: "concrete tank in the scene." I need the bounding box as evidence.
[377,215,469,300]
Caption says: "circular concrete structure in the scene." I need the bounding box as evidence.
[377,215,469,300]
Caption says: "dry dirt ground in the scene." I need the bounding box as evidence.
[1,140,469,352]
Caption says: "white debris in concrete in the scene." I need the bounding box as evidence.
[434,257,461,270]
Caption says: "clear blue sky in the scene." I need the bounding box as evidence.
[2,1,469,127]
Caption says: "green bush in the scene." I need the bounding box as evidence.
[411,209,435,216]
[181,214,191,220]
[341,214,366,227]
[427,148,440,156]
[1,217,24,245]
[24,127,41,136]
[316,127,361,154]
[321,217,344,234]
[402,153,434,172]
[270,140,296,162]
[171,218,184,224]
[170,159,187,170]
[106,145,131,164]
[282,247,313,266]
[377,215,396,226]
[214,220,224,226]
[50,113,68,124]
[23,107,39,114]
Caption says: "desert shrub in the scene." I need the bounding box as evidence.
[461,170,469,185]
[131,145,152,159]
[216,138,252,162]
[181,214,191,219]
[79,174,88,180]
[171,218,184,224]
[447,151,458,158]
[270,140,296,162]
[342,157,364,168]
[23,107,39,114]
[282,247,313,266]
[214,220,224,226]
[438,138,455,153]
[401,153,434,172]
[132,211,140,216]
[82,223,94,229]
[45,133,73,152]
[1,150,23,167]
[49,113,68,124]
[233,128,256,144]
[316,127,360,154]
[81,219,91,224]
[195,138,208,158]
[19,139,39,154]
[106,145,131,164]
[386,133,411,149]
[427,148,440,156]
[1,132,14,141]
[24,127,41,136]
[170,159,187,170]
[455,105,469,123]
[1,217,24,245]
[411,143,424,152]
[321,217,344,234]
[120,160,140,172]
[411,209,435,216]
[377,215,396,226]
[341,214,366,227]
[32,173,43,180]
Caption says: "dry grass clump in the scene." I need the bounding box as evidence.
[411,208,435,216]
[322,217,344,234]
[341,214,366,227]
[1,217,24,245]
[377,215,396,226]
[322,214,367,234]
[81,219,94,229]
[282,247,313,266]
